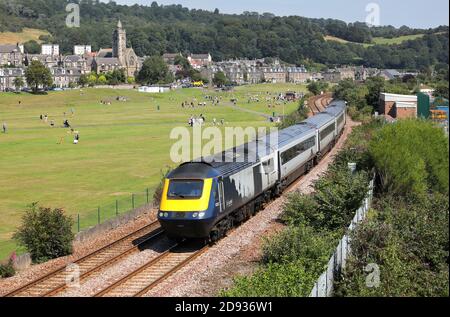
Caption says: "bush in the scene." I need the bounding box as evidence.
[335,193,449,297]
[220,261,318,297]
[0,254,16,278]
[261,226,335,270]
[13,203,74,263]
[369,119,449,198]
[153,167,172,205]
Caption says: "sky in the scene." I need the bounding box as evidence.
[105,0,449,28]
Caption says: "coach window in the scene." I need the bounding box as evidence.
[262,159,274,174]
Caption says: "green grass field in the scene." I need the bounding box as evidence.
[0,83,306,259]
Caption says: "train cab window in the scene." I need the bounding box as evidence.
[168,180,204,199]
[262,159,275,174]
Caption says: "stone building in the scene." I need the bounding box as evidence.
[0,67,26,91]
[93,20,141,77]
[188,53,212,69]
[261,67,286,83]
[51,67,82,88]
[286,66,310,83]
[0,44,24,67]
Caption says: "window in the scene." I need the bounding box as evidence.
[168,180,204,199]
[262,159,275,174]
[337,114,344,127]
[281,136,316,165]
[320,123,336,140]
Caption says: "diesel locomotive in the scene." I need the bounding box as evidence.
[158,100,347,241]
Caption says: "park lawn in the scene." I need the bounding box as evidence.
[0,83,304,259]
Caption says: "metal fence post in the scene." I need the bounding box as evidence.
[97,207,100,224]
[116,200,119,216]
[77,213,80,232]
[132,194,135,210]
[146,188,149,203]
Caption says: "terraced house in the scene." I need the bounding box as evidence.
[0,43,24,67]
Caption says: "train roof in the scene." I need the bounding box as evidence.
[324,100,346,117]
[303,112,335,127]
[276,123,317,148]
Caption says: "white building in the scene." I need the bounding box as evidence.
[41,44,59,56]
[74,45,92,55]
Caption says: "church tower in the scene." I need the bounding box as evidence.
[112,20,126,65]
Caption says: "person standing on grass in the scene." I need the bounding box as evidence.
[74,133,79,144]
[2,122,7,133]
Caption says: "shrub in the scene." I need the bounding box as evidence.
[13,203,74,263]
[369,119,449,197]
[261,226,335,270]
[220,261,318,297]
[0,253,16,278]
[280,193,319,228]
[153,167,172,205]
[335,193,449,297]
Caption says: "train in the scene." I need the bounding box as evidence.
[157,100,347,242]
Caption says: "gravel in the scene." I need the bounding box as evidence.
[0,209,158,296]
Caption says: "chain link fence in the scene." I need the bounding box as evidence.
[309,178,375,297]
[72,188,153,233]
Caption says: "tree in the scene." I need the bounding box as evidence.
[25,60,53,93]
[13,77,24,92]
[13,203,74,263]
[434,83,449,99]
[97,74,107,85]
[23,40,40,54]
[87,73,98,87]
[307,81,328,95]
[78,74,89,87]
[106,69,126,85]
[213,71,228,87]
[137,56,174,85]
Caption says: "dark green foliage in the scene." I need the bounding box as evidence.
[281,169,370,232]
[220,261,318,297]
[335,193,449,297]
[1,0,447,69]
[23,40,40,54]
[137,56,174,85]
[369,119,449,197]
[261,226,335,268]
[277,97,310,129]
[13,203,74,263]
[213,71,228,87]
[307,81,329,95]
[105,69,126,86]
[25,60,53,92]
[0,258,15,278]
[153,167,172,205]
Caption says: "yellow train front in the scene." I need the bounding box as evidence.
[157,162,223,240]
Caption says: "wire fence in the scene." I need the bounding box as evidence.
[72,188,153,233]
[309,178,375,297]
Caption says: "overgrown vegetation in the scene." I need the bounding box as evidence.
[221,128,373,296]
[0,253,16,278]
[334,119,449,297]
[277,95,310,129]
[13,203,74,263]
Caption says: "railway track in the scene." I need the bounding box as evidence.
[95,241,208,297]
[4,220,164,297]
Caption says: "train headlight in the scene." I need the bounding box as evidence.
[159,212,164,217]
[192,212,199,218]
[164,212,169,218]
[199,212,206,218]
